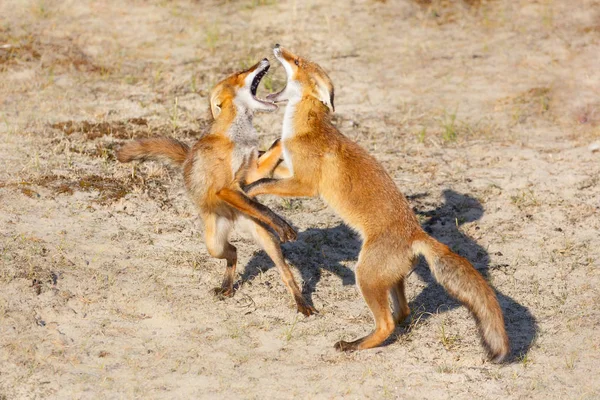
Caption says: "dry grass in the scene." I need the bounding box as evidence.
[1,0,599,399]
[0,31,106,74]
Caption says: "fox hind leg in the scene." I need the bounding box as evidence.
[204,214,237,298]
[335,278,393,351]
[391,277,411,325]
[240,216,316,316]
[335,248,396,351]
[252,224,316,316]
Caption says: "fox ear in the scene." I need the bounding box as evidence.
[315,78,335,113]
[210,90,222,119]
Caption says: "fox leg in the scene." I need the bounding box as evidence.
[271,162,292,179]
[245,139,283,183]
[239,216,316,316]
[244,177,317,198]
[390,278,411,325]
[216,187,296,242]
[204,214,237,297]
[335,247,397,351]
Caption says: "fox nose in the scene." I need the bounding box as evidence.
[262,58,268,62]
[274,43,280,49]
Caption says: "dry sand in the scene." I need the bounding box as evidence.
[1,0,599,398]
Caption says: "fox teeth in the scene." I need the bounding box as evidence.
[251,67,269,96]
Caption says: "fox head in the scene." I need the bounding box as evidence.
[267,45,335,112]
[209,58,277,120]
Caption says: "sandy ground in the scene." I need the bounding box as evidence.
[1,0,599,398]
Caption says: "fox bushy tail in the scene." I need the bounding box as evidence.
[412,233,509,362]
[117,138,189,166]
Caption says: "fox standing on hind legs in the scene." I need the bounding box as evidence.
[117,59,315,316]
[246,45,510,361]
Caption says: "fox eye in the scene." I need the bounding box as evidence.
[294,59,299,66]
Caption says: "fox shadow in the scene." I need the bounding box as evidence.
[240,189,537,361]
[240,220,359,302]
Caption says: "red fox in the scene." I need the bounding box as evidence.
[245,46,509,361]
[117,59,315,316]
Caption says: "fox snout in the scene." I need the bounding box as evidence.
[272,44,295,63]
[259,57,269,68]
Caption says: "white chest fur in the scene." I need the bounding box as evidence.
[229,110,259,176]
[281,100,298,175]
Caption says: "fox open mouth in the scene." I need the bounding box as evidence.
[266,87,285,103]
[250,64,269,100]
[266,46,289,103]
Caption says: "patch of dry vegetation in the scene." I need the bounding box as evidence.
[2,174,134,204]
[50,118,211,141]
[0,29,106,74]
[496,87,553,126]
[411,0,494,25]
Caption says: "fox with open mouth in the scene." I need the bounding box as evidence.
[117,59,316,316]
[246,46,509,361]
